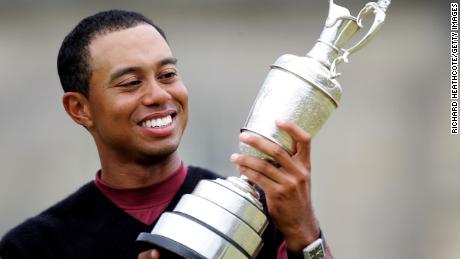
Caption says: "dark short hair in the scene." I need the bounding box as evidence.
[57,10,167,97]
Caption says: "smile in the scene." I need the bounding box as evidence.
[141,115,173,128]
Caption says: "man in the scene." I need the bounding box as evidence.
[0,10,332,259]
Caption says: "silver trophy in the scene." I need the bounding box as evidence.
[137,0,390,258]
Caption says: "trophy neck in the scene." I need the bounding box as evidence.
[306,41,341,70]
[306,12,359,70]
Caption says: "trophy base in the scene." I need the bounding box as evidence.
[136,178,267,259]
[137,232,205,259]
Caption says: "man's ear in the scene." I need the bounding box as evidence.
[62,92,94,128]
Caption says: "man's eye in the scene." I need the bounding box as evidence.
[119,80,142,87]
[158,72,177,80]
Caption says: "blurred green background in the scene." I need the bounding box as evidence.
[0,0,458,258]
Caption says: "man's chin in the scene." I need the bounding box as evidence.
[135,145,179,164]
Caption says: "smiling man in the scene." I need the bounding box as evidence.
[0,10,332,259]
[74,23,188,189]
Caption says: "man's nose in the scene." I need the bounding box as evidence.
[141,80,171,106]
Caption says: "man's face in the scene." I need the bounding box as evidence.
[86,24,188,161]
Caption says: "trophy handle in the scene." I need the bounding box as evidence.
[346,1,387,56]
[330,0,389,77]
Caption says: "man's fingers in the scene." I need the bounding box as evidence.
[238,132,302,177]
[138,249,160,259]
[275,120,311,167]
[230,153,287,184]
[236,165,281,195]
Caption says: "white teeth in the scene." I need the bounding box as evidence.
[143,115,173,128]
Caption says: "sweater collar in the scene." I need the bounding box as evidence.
[94,162,188,209]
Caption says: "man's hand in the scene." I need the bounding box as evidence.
[138,249,160,259]
[230,120,320,252]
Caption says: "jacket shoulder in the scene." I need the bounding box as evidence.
[0,182,97,258]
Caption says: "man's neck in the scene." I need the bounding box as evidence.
[98,151,182,189]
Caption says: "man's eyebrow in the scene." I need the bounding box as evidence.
[159,57,178,67]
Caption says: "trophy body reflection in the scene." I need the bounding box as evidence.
[137,0,390,258]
